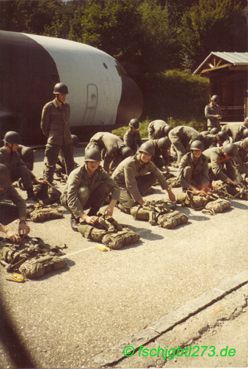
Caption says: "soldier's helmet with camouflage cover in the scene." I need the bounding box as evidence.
[53,82,69,95]
[190,140,204,151]
[138,141,155,156]
[4,131,21,145]
[157,137,170,150]
[223,143,238,157]
[129,118,139,129]
[84,147,101,162]
[0,164,11,188]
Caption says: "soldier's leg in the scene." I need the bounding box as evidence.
[61,143,74,175]
[182,166,192,190]
[19,145,34,171]
[118,188,135,213]
[14,166,34,198]
[137,173,156,195]
[43,144,60,183]
[85,183,112,215]
[171,139,186,164]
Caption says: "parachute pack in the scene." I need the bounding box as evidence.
[78,215,140,249]
[212,181,248,200]
[27,203,64,222]
[130,200,188,229]
[0,236,67,280]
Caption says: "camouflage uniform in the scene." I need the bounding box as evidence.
[177,152,210,190]
[204,102,222,131]
[168,126,200,164]
[123,129,142,153]
[148,120,169,139]
[0,146,33,191]
[203,147,241,182]
[112,155,169,212]
[86,132,125,172]
[60,163,120,219]
[41,98,74,183]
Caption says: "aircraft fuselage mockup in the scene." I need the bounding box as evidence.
[0,30,143,144]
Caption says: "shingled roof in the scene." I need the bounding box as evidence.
[193,52,248,75]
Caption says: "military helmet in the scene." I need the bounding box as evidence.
[53,82,69,95]
[210,94,219,103]
[157,137,170,150]
[84,147,101,162]
[217,131,229,141]
[129,118,139,129]
[222,143,238,157]
[241,137,248,150]
[163,125,171,136]
[242,128,248,138]
[4,131,21,144]
[138,141,155,156]
[0,164,11,188]
[121,146,133,158]
[190,140,204,151]
[244,117,248,125]
[210,127,219,135]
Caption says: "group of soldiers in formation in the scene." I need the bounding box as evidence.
[0,84,248,241]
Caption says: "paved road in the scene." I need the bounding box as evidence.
[0,149,247,368]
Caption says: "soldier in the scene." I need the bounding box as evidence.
[60,148,120,230]
[203,143,241,185]
[123,118,142,153]
[168,125,200,164]
[151,137,171,170]
[233,138,248,178]
[235,117,248,142]
[0,131,36,200]
[204,95,222,131]
[41,82,74,183]
[0,164,30,236]
[148,120,170,139]
[56,134,80,178]
[112,141,176,213]
[85,132,132,172]
[177,140,210,193]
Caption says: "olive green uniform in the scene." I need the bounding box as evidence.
[0,147,33,191]
[233,141,248,176]
[86,132,125,172]
[41,98,74,183]
[168,126,200,164]
[148,120,169,139]
[204,102,222,131]
[61,163,120,219]
[221,123,243,142]
[112,155,169,211]
[123,129,142,153]
[151,139,170,169]
[0,185,27,225]
[178,152,210,190]
[203,147,241,182]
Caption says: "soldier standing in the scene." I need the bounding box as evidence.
[60,148,120,230]
[86,132,132,172]
[177,140,210,192]
[41,82,74,183]
[123,118,142,154]
[0,164,30,235]
[112,141,175,213]
[204,95,222,131]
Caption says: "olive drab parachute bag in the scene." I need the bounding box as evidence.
[203,199,232,215]
[27,203,64,222]
[0,236,67,280]
[176,191,209,210]
[78,215,140,249]
[130,200,188,229]
[212,181,248,200]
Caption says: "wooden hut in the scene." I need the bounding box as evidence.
[194,52,248,122]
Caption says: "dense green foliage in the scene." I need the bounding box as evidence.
[0,0,246,121]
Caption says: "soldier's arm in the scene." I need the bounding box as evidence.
[124,163,143,204]
[204,105,216,119]
[123,131,130,147]
[210,153,229,182]
[150,162,176,202]
[8,186,27,221]
[177,155,191,189]
[41,104,50,137]
[66,167,85,219]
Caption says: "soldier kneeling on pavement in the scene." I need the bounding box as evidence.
[111,141,176,214]
[177,140,211,193]
[0,131,38,200]
[0,164,30,237]
[60,148,120,231]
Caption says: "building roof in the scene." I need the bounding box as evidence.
[194,52,248,75]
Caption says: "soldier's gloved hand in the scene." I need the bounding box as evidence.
[18,221,30,236]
